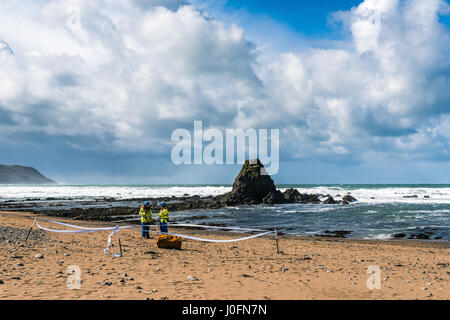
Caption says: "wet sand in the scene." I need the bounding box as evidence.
[0,211,448,300]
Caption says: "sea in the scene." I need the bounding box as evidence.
[0,184,449,240]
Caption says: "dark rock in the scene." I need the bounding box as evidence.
[393,233,406,238]
[319,230,352,238]
[226,159,276,203]
[282,188,302,202]
[297,256,312,261]
[240,274,253,278]
[262,190,284,205]
[323,196,337,204]
[342,194,357,202]
[403,195,418,198]
[408,233,431,240]
[298,193,322,204]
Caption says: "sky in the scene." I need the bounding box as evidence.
[0,0,450,184]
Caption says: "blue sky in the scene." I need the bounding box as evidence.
[0,0,449,184]
[224,0,362,35]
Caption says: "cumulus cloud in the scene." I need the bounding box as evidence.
[0,0,263,152]
[255,0,450,161]
[0,0,449,168]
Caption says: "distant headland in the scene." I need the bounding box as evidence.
[0,165,56,184]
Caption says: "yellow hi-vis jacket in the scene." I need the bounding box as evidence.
[139,206,152,223]
[159,208,168,223]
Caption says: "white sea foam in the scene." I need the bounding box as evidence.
[365,234,393,240]
[278,187,450,204]
[0,185,450,204]
[0,185,232,201]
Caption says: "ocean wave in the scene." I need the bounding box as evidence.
[1,185,450,204]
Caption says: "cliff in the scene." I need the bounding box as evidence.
[0,165,56,184]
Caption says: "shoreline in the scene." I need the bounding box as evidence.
[0,210,448,300]
[1,210,449,244]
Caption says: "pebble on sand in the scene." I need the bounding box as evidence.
[187,275,199,281]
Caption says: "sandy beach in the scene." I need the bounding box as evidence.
[0,210,448,300]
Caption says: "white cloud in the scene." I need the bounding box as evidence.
[0,0,449,164]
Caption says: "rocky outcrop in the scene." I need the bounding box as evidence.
[323,196,338,204]
[226,159,276,204]
[212,160,352,206]
[262,190,285,205]
[317,230,352,238]
[343,194,357,203]
[282,188,302,202]
[0,165,56,184]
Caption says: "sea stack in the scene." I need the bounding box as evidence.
[221,159,277,205]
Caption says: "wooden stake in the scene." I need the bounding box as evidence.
[275,228,280,254]
[24,218,36,242]
[118,236,123,257]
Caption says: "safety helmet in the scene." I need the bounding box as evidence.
[160,201,166,207]
[144,201,150,206]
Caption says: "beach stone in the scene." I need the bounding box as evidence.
[152,289,158,293]
[34,254,44,259]
[9,255,22,259]
[136,286,143,289]
[187,275,199,281]
[120,278,125,283]
[0,280,4,284]
[103,281,112,286]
